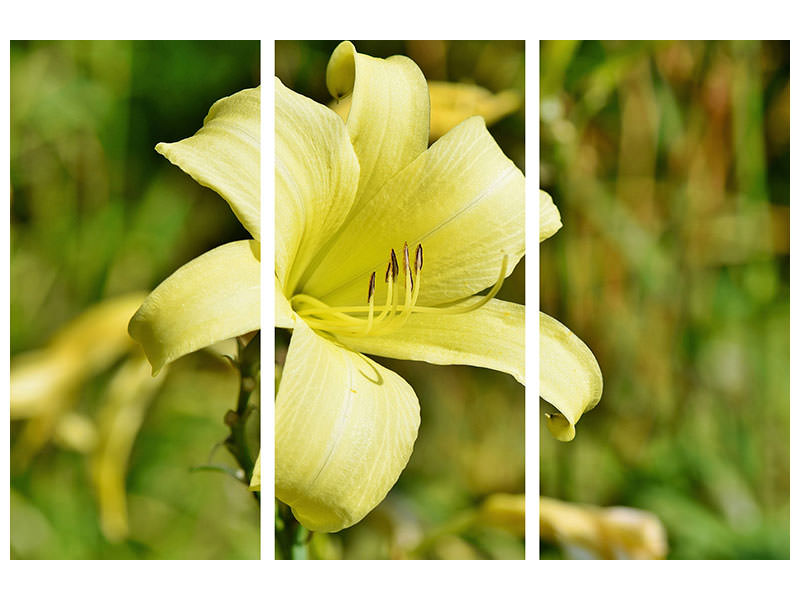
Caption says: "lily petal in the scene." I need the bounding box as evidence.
[274,77,360,296]
[326,41,429,212]
[250,453,261,491]
[156,87,261,241]
[276,322,420,532]
[540,189,562,242]
[129,240,260,375]
[275,275,296,329]
[539,312,602,441]
[340,298,524,384]
[303,116,525,307]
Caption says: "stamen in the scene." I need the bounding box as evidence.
[290,249,510,339]
[365,272,376,333]
[367,272,376,302]
[404,242,413,293]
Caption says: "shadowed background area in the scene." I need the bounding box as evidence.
[540,40,789,559]
[276,40,525,559]
[10,40,260,559]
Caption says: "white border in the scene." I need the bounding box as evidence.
[2,0,797,598]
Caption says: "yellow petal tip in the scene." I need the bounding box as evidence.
[326,41,356,99]
[545,412,576,442]
[540,190,563,242]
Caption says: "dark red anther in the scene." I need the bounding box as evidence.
[390,248,399,281]
[367,272,376,301]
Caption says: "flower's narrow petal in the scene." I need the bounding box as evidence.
[539,312,602,441]
[340,298,524,384]
[128,240,260,375]
[90,354,166,542]
[275,78,360,296]
[540,189,562,242]
[250,453,261,491]
[156,88,261,241]
[326,41,430,211]
[276,322,420,533]
[303,116,525,307]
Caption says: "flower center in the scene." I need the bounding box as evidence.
[290,243,508,338]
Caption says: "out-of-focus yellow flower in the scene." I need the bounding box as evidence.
[539,190,602,441]
[331,80,520,142]
[10,293,168,543]
[11,293,146,420]
[10,293,147,466]
[128,87,261,377]
[540,496,668,559]
[276,41,525,533]
[427,82,520,140]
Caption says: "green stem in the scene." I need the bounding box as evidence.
[223,332,260,504]
[275,500,310,559]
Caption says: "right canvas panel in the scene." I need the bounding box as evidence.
[539,40,789,560]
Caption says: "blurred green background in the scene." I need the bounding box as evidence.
[540,40,789,559]
[275,40,526,559]
[10,40,260,559]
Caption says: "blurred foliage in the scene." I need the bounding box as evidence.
[275,40,525,559]
[540,40,789,559]
[10,40,260,559]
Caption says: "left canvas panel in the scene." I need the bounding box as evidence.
[10,40,261,559]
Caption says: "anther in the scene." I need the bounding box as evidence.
[367,272,376,301]
[415,244,423,272]
[403,242,410,272]
[390,249,399,280]
[384,260,392,283]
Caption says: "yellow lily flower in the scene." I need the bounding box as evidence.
[276,41,525,533]
[539,190,602,441]
[128,88,260,376]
